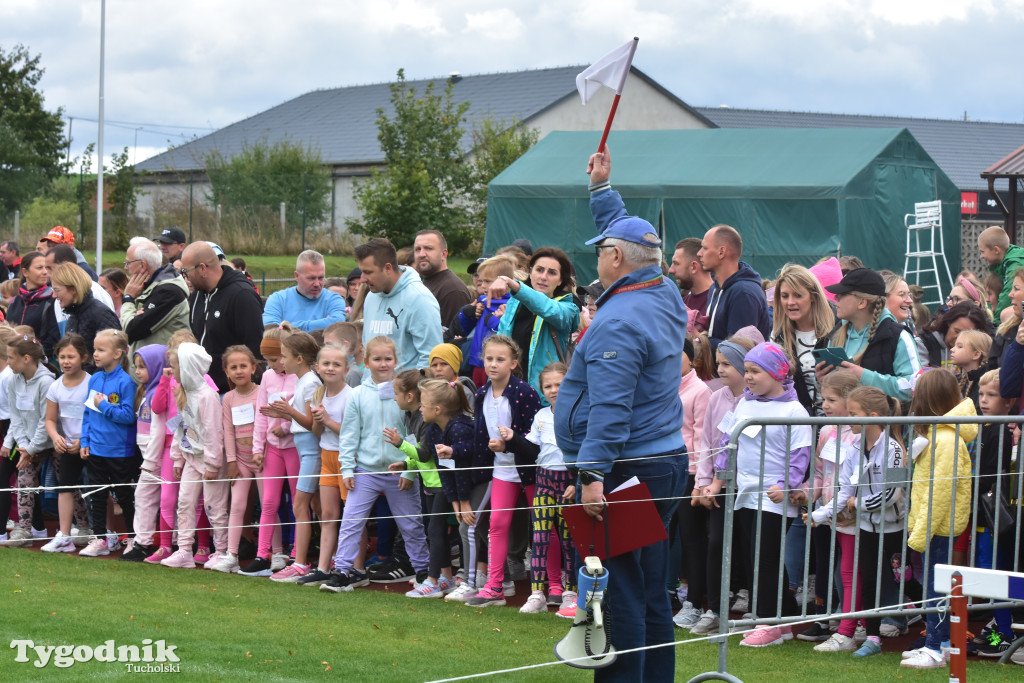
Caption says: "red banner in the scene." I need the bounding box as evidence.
[961,192,978,215]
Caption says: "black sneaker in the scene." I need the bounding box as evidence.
[797,622,831,642]
[368,558,415,583]
[319,571,353,593]
[297,568,333,587]
[239,557,273,577]
[977,632,1014,658]
[972,624,995,646]
[349,569,370,588]
[414,570,429,586]
[120,542,155,563]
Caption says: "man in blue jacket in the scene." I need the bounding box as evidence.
[262,250,347,332]
[555,146,686,682]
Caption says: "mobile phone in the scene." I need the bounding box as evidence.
[812,347,852,368]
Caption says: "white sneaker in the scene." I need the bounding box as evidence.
[105,531,122,552]
[730,589,749,613]
[80,538,110,557]
[519,590,548,614]
[31,527,47,539]
[854,625,867,643]
[900,647,945,669]
[502,580,516,597]
[7,528,33,547]
[4,519,13,531]
[814,633,856,652]
[204,551,227,569]
[70,528,90,546]
[690,611,721,635]
[673,601,702,629]
[208,552,240,574]
[879,621,907,638]
[271,552,291,572]
[445,584,478,602]
[41,531,75,553]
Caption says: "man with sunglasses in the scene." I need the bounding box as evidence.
[120,236,191,358]
[180,241,264,393]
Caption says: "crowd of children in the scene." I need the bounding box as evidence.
[2,226,1024,673]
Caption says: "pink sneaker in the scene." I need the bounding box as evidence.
[194,547,212,564]
[144,547,172,564]
[204,551,226,568]
[270,563,310,583]
[160,549,196,568]
[740,625,784,648]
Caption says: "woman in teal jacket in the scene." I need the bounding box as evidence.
[491,247,580,402]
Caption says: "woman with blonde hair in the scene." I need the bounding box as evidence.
[878,270,915,330]
[51,262,121,362]
[771,264,836,415]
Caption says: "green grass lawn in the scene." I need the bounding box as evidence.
[1,550,1018,682]
[95,252,477,293]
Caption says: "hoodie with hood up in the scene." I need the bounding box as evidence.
[362,266,442,371]
[169,343,224,474]
[134,344,167,471]
[714,380,812,517]
[907,398,976,552]
[4,362,56,455]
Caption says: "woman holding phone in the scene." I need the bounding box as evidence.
[770,264,836,415]
[816,268,921,403]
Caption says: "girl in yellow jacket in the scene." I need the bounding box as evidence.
[901,369,975,670]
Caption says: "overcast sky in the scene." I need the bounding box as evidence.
[4,0,1023,171]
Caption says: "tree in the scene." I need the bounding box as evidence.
[107,147,137,249]
[205,139,331,228]
[468,116,539,234]
[0,44,68,215]
[347,69,474,253]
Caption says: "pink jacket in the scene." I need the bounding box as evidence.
[222,387,257,464]
[678,371,711,475]
[169,344,225,475]
[253,369,296,455]
[152,372,217,433]
[697,386,742,488]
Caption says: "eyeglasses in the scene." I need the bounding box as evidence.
[123,258,143,268]
[179,263,203,277]
[946,294,963,304]
[594,244,617,258]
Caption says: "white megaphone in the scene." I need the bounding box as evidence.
[554,556,616,669]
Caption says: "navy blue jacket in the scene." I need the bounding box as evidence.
[705,261,771,351]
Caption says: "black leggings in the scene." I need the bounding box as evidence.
[425,489,453,578]
[85,455,138,536]
[676,473,709,607]
[856,530,904,637]
[736,507,800,619]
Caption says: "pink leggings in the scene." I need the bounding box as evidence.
[837,533,864,637]
[484,478,534,593]
[229,456,281,555]
[256,444,299,559]
[158,439,210,550]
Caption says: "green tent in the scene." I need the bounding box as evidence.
[485,129,961,287]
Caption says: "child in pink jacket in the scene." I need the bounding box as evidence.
[161,343,227,569]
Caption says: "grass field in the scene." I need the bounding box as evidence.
[1,550,1018,682]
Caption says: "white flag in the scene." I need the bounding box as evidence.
[576,38,639,105]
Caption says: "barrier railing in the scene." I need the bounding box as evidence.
[693,414,1024,683]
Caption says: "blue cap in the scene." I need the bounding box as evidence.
[585,215,662,248]
[206,241,226,260]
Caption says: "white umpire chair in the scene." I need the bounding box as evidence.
[903,200,954,306]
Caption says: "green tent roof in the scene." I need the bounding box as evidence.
[485,128,961,286]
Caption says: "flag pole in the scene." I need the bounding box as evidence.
[596,37,638,152]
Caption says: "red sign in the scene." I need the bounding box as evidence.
[961,192,978,215]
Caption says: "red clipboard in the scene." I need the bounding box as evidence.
[563,480,667,560]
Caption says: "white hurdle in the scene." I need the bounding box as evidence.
[933,563,1024,681]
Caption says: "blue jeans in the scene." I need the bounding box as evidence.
[924,535,950,651]
[594,452,686,683]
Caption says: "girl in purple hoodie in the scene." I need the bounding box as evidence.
[120,344,167,561]
[728,342,812,648]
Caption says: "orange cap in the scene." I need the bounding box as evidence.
[42,226,75,246]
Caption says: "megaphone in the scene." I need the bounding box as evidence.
[554,556,617,669]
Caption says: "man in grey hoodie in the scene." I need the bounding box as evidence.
[355,238,442,371]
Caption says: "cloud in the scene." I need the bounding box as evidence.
[463,9,523,41]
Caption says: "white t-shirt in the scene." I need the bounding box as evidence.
[484,389,518,483]
[0,366,12,420]
[728,397,812,517]
[319,385,352,451]
[290,371,322,433]
[526,406,565,471]
[45,372,92,439]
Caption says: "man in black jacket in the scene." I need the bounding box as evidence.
[180,242,264,392]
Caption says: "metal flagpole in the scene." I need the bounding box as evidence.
[96,0,106,272]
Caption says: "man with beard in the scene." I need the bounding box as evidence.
[413,230,472,327]
[669,237,713,332]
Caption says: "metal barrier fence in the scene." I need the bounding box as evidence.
[694,414,1024,682]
